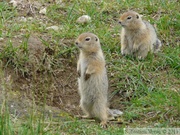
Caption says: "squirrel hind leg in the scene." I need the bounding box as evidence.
[80,100,93,118]
[92,104,108,128]
[153,39,162,53]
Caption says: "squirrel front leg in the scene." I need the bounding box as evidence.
[133,43,140,52]
[121,31,129,55]
[84,65,95,81]
[77,60,81,77]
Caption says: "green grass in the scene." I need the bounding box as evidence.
[0,0,180,134]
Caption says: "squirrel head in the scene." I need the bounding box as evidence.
[75,32,101,53]
[119,11,143,30]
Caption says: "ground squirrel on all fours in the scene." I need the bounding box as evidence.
[119,10,162,59]
[75,32,123,128]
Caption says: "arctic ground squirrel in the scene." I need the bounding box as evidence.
[75,32,109,128]
[119,11,162,59]
[75,32,123,128]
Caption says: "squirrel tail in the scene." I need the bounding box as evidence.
[153,39,162,53]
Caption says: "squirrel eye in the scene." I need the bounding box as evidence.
[127,16,132,20]
[95,37,98,41]
[85,37,91,41]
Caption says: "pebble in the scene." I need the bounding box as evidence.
[19,17,27,22]
[76,15,91,24]
[39,7,47,15]
[9,0,18,8]
[46,26,59,31]
[0,38,4,41]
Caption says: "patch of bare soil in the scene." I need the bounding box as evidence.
[2,64,124,119]
[2,65,124,119]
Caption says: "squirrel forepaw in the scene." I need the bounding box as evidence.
[138,56,144,60]
[133,44,139,51]
[77,70,81,77]
[121,48,131,56]
[84,73,91,81]
[121,50,125,56]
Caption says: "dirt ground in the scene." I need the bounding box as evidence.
[1,58,123,119]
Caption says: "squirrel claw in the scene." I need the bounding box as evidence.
[77,71,81,77]
[100,121,108,128]
[81,114,92,119]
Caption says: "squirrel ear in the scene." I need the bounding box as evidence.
[136,14,139,19]
[95,37,98,41]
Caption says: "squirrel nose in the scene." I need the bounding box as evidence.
[75,42,79,45]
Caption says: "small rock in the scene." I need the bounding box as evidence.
[56,0,63,4]
[9,0,18,8]
[28,17,33,20]
[76,15,91,24]
[19,17,27,22]
[39,7,47,15]
[46,26,59,31]
[33,1,42,10]
[109,109,123,117]
[0,38,4,41]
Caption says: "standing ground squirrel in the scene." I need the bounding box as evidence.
[75,32,109,128]
[119,11,162,59]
